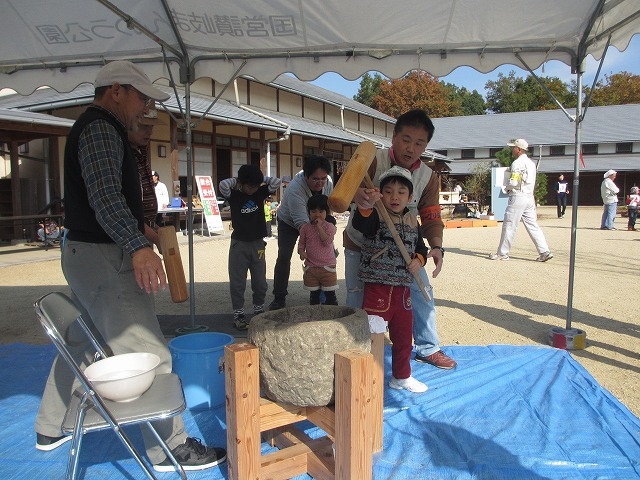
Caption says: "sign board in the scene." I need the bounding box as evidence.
[195,176,224,234]
[491,167,510,221]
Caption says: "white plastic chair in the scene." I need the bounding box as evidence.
[34,292,187,480]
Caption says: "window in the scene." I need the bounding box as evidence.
[489,148,502,157]
[550,145,565,156]
[616,142,632,154]
[177,131,213,145]
[582,144,598,155]
[460,149,475,159]
[18,143,29,154]
[303,147,321,156]
[434,149,447,157]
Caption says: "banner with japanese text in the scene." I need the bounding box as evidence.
[195,176,224,233]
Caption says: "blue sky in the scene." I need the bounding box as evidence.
[309,35,640,100]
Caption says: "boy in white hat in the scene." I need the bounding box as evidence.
[352,166,429,393]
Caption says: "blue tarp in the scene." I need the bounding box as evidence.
[1,343,638,479]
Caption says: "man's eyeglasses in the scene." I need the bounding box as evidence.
[122,85,153,107]
[310,176,328,183]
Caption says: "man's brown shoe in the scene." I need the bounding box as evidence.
[415,350,457,369]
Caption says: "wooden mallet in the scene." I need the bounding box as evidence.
[328,141,432,302]
[157,225,189,303]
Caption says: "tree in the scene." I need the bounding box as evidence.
[495,147,512,167]
[485,71,574,113]
[353,72,384,107]
[584,72,640,106]
[535,172,548,206]
[371,71,464,118]
[444,83,486,115]
[463,162,492,212]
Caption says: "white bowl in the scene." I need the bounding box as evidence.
[84,352,161,402]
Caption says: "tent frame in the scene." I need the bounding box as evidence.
[3,0,638,330]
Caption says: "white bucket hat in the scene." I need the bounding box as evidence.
[603,169,617,178]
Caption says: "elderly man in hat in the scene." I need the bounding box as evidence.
[600,169,619,230]
[35,60,227,472]
[489,138,553,262]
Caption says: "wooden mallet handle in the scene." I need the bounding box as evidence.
[363,174,432,302]
[157,226,189,303]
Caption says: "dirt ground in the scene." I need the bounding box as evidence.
[1,206,638,418]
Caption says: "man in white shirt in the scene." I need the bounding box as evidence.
[489,138,553,262]
[600,169,619,230]
[152,171,170,209]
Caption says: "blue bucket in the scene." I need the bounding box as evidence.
[168,332,234,410]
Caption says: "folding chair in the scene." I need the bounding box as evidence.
[34,292,187,480]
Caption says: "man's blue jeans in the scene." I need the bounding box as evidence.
[344,248,440,357]
[601,203,617,229]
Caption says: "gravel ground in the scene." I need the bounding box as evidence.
[1,205,638,417]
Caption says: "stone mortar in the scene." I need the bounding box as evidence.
[248,305,370,406]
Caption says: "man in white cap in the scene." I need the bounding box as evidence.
[35,61,227,472]
[600,169,619,230]
[489,138,553,262]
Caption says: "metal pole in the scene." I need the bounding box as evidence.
[566,60,585,329]
[185,81,197,328]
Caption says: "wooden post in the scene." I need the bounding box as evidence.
[370,333,385,453]
[225,343,261,480]
[334,349,373,480]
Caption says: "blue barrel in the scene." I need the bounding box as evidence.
[168,332,234,410]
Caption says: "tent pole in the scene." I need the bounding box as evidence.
[566,60,585,329]
[184,80,199,330]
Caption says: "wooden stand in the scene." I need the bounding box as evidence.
[225,333,385,480]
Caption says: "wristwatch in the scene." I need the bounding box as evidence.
[432,246,445,257]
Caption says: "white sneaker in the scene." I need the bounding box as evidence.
[536,251,554,262]
[488,253,509,260]
[388,376,428,393]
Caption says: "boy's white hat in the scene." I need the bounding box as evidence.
[603,169,617,178]
[379,166,413,185]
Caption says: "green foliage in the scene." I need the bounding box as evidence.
[535,172,548,205]
[494,147,512,167]
[354,70,640,116]
[485,71,575,113]
[353,72,384,107]
[463,162,492,212]
[443,83,486,116]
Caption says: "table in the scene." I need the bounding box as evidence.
[440,201,480,218]
[157,208,204,234]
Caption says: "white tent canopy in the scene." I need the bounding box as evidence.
[1,0,639,94]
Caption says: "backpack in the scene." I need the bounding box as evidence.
[627,195,632,205]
